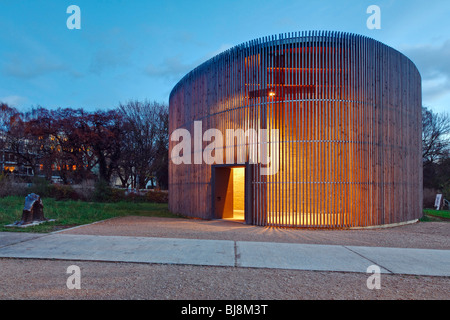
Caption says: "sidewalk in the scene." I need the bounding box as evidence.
[0,232,449,277]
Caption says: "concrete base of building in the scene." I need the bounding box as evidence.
[349,219,419,230]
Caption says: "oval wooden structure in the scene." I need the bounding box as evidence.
[169,31,422,228]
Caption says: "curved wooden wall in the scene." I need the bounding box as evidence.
[169,31,422,228]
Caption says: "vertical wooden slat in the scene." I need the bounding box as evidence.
[168,31,422,229]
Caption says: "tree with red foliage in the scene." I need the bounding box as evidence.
[25,107,123,184]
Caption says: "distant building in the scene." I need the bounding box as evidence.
[1,151,38,178]
[0,133,44,179]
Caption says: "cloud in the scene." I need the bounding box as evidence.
[145,55,194,81]
[0,95,28,107]
[422,76,450,102]
[2,55,67,79]
[172,31,207,47]
[200,44,234,62]
[89,47,133,75]
[402,40,450,104]
[83,27,135,75]
[144,44,233,82]
[88,34,134,75]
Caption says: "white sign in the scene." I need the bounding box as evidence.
[435,194,443,210]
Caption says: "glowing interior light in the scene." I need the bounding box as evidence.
[268,91,276,97]
[232,167,245,220]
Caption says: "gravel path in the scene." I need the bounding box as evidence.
[61,216,450,250]
[0,258,449,300]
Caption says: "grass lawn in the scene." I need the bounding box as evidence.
[2,195,447,232]
[0,196,181,233]
[421,208,450,221]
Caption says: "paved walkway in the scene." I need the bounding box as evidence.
[0,232,449,277]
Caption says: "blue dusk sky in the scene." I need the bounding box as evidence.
[0,0,449,113]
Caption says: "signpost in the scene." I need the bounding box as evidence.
[434,194,443,210]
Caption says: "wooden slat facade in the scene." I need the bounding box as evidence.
[168,31,422,228]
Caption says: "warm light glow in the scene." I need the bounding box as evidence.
[169,32,422,228]
[4,166,15,172]
[232,167,245,220]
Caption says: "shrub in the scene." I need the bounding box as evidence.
[27,176,53,197]
[110,188,126,202]
[145,190,168,203]
[51,184,80,201]
[0,174,11,197]
[72,180,95,201]
[93,179,113,202]
[0,174,25,197]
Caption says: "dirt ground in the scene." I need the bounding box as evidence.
[1,217,448,300]
[0,258,449,300]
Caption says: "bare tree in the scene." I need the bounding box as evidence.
[153,105,169,189]
[0,103,18,149]
[118,100,168,189]
[422,106,450,165]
